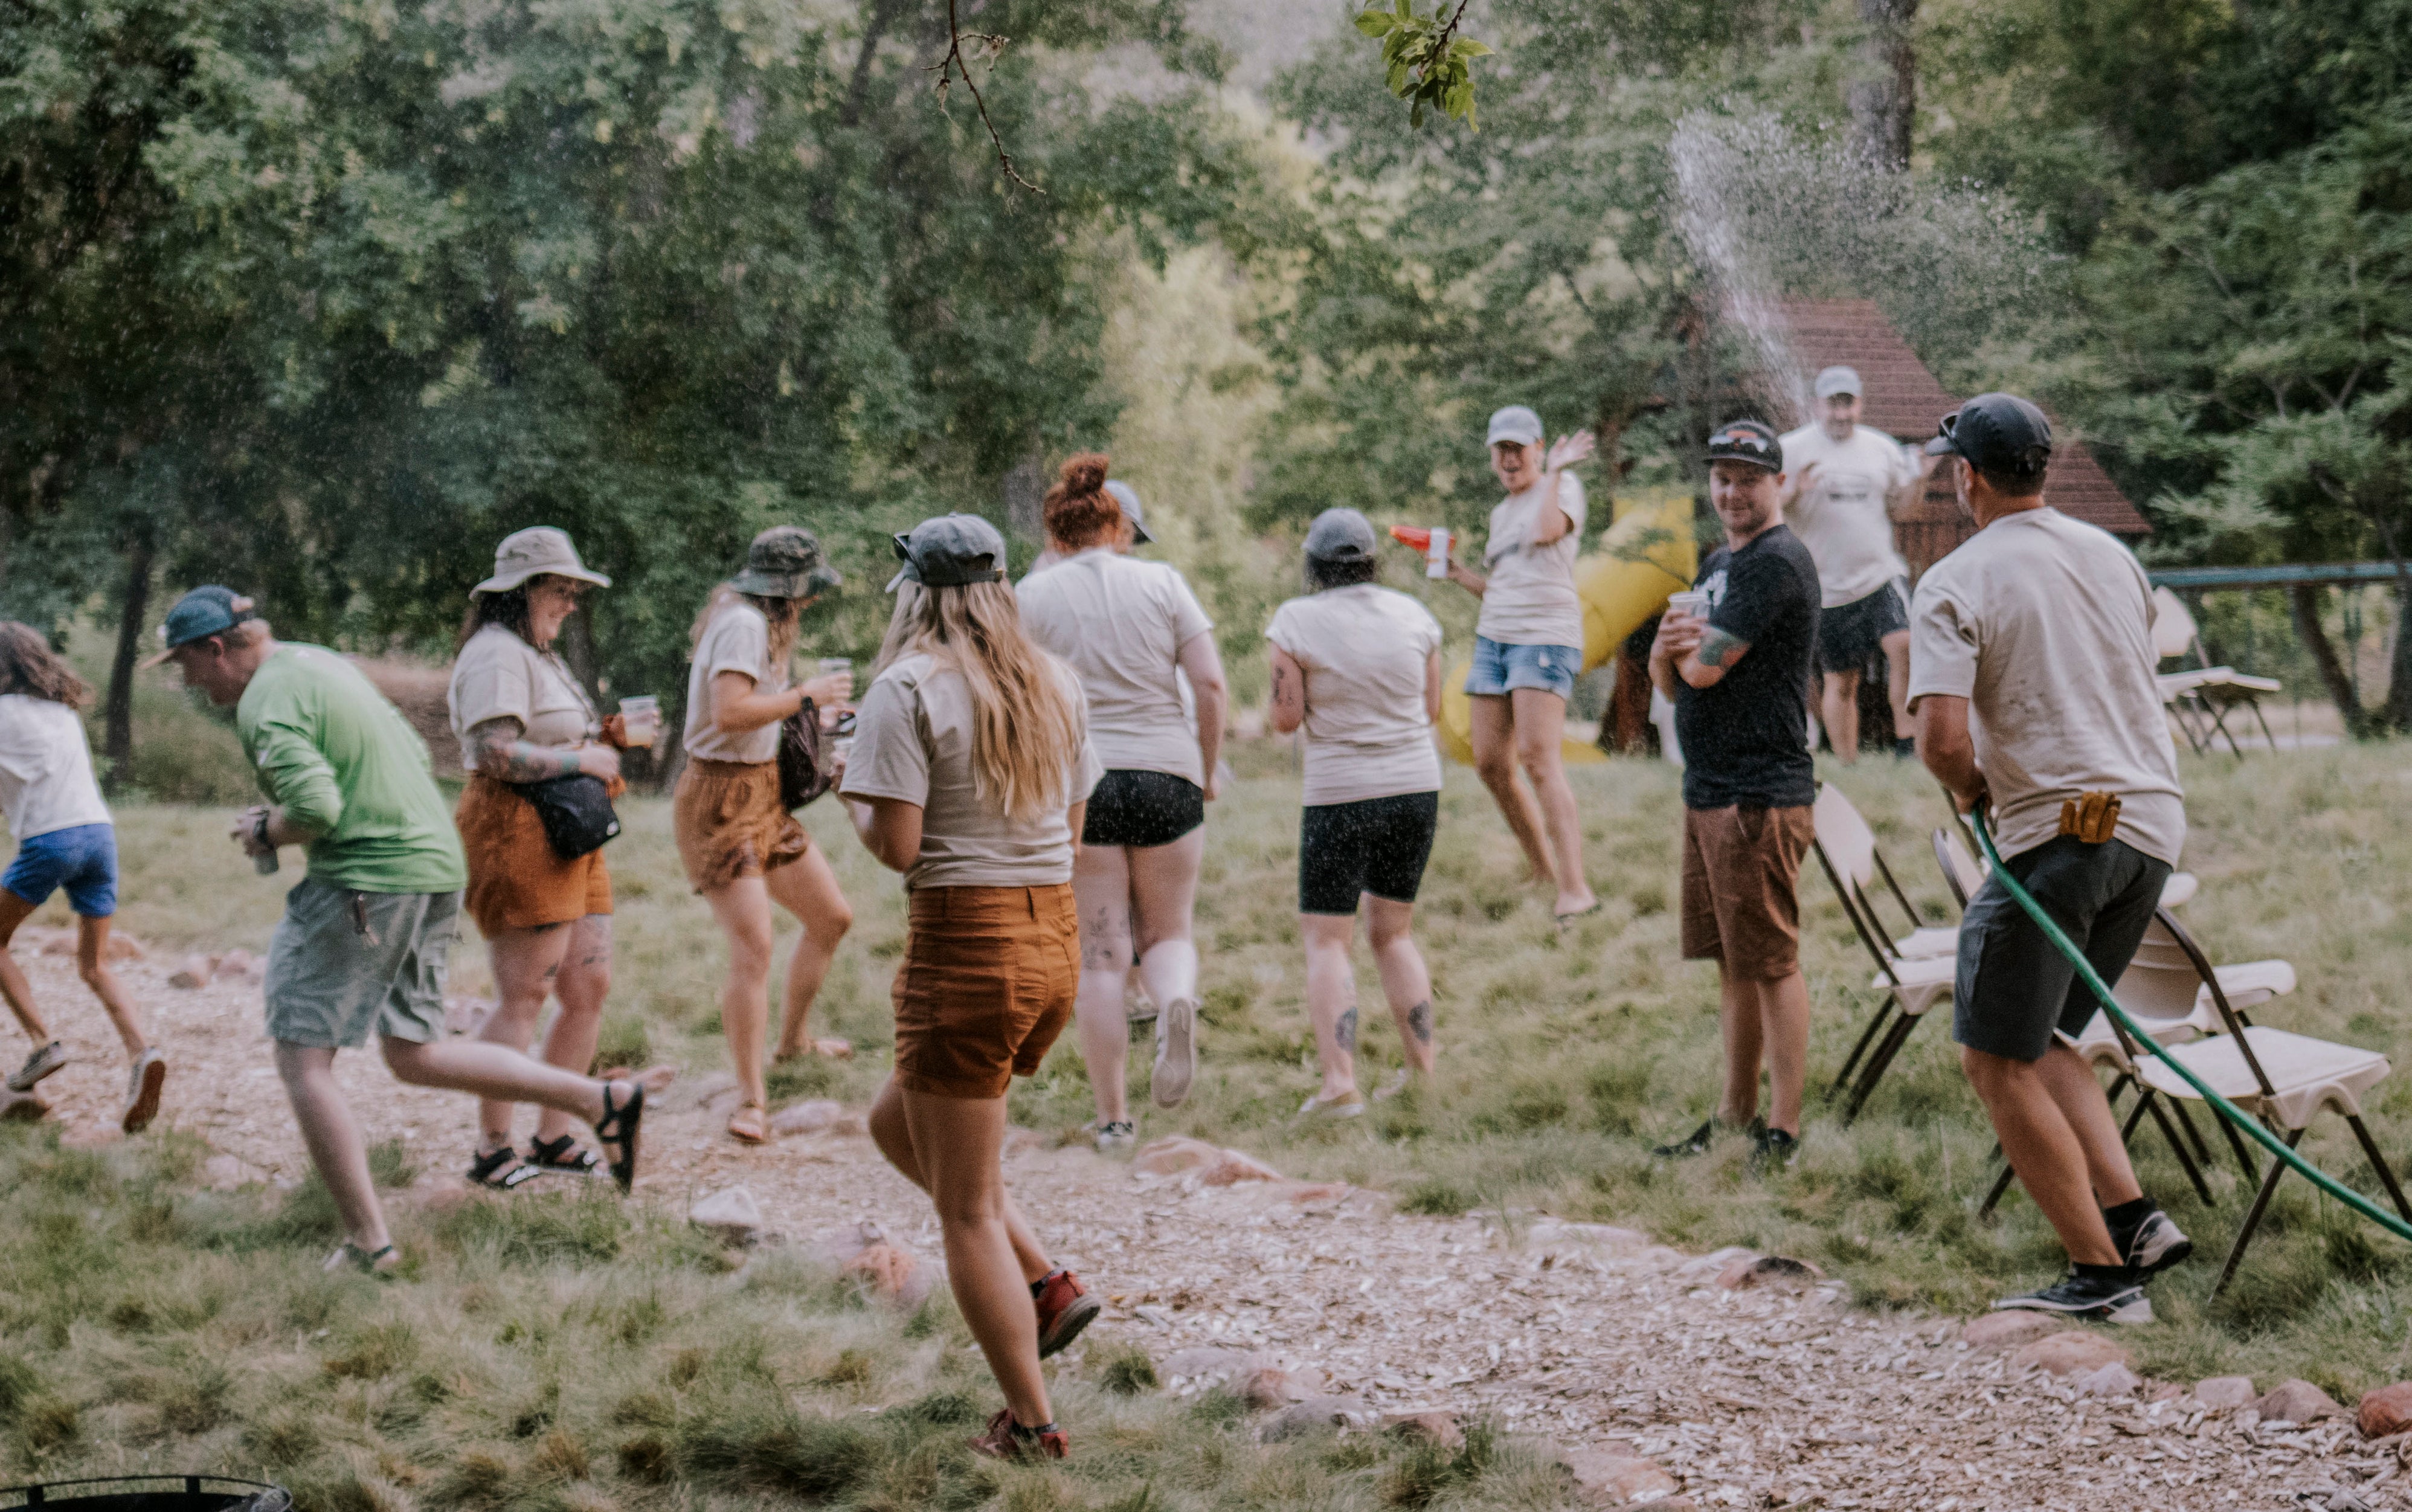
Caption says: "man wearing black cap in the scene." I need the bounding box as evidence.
[1649,419,1822,1168]
[1909,393,2191,1322]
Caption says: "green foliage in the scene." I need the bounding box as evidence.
[1352,0,1492,130]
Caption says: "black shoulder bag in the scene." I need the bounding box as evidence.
[520,773,622,860]
[779,698,834,812]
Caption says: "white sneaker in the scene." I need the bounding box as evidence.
[8,1040,66,1093]
[1090,1119,1136,1153]
[1296,1089,1366,1121]
[121,1049,166,1134]
[1151,997,1197,1109]
[1372,1068,1413,1102]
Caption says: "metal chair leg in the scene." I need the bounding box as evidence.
[2213,1127,2301,1299]
[1833,1000,1895,1095]
[1842,1011,1922,1126]
[2167,1096,2216,1166]
[1978,1157,2019,1220]
[2345,1115,2412,1222]
[2139,1090,2216,1206]
[2212,1102,2260,1186]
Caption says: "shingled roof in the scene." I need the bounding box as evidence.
[1770,298,2150,541]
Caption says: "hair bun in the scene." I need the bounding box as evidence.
[1057,453,1110,498]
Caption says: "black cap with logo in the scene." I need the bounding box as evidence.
[1705,419,1784,474]
[1925,392,2053,479]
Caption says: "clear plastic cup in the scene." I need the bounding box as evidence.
[1665,591,1708,619]
[817,657,854,703]
[619,694,660,749]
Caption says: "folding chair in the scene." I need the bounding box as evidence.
[1811,785,1958,1124]
[2152,587,2282,756]
[1932,822,2198,913]
[2127,910,2408,1295]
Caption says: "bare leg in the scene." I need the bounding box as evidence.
[1128,828,1203,1012]
[1071,844,1135,1125]
[1962,1044,2122,1266]
[380,1035,668,1125]
[702,873,778,1110]
[533,915,613,1145]
[767,848,854,1058]
[275,1041,390,1255]
[1881,628,1912,742]
[1301,911,1360,1098]
[898,1085,1055,1428]
[74,917,149,1059]
[1755,969,1811,1137]
[477,921,575,1149]
[1717,968,1763,1127]
[867,1077,1051,1279]
[1365,898,1434,1076]
[2035,1039,2144,1208]
[1468,695,1554,884]
[1511,687,1594,916]
[1822,667,1864,764]
[0,890,55,1044]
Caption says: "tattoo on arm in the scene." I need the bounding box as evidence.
[1695,628,1749,669]
[468,718,586,783]
[1407,1000,1433,1044]
[1334,1005,1358,1054]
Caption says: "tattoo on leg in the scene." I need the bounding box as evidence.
[1407,1000,1433,1044]
[1334,1006,1358,1053]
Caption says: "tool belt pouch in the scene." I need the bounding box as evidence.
[2059,791,2122,844]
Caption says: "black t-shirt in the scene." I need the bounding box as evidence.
[1674,524,1820,810]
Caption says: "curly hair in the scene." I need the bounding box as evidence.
[1041,452,1123,553]
[0,622,94,707]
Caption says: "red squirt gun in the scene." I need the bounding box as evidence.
[1388,525,1453,579]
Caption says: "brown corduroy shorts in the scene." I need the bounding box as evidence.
[891,883,1078,1099]
[1679,803,1815,981]
[457,776,613,935]
[673,758,809,895]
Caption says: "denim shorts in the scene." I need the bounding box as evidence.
[1465,636,1579,700]
[2,823,118,918]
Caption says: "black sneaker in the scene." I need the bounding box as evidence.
[1653,1119,1716,1157]
[2111,1209,2193,1278]
[1993,1270,2153,1325]
[1751,1125,1801,1171]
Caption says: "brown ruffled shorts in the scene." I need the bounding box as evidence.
[891,884,1078,1099]
[457,775,613,935]
[673,758,809,895]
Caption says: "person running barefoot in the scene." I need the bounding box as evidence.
[1441,406,1600,924]
[675,528,857,1145]
[841,513,1105,1462]
[1017,455,1227,1148]
[0,623,164,1132]
[153,587,666,1272]
[446,528,625,1188]
[1267,511,1446,1119]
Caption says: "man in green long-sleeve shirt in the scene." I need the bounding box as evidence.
[153,587,658,1270]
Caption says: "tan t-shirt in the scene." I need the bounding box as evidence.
[1016,549,1214,784]
[839,651,1105,889]
[448,625,600,771]
[681,603,789,765]
[1266,585,1444,806]
[1777,422,1918,606]
[1908,507,2185,864]
[1475,471,1588,648]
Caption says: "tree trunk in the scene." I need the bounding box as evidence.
[1850,0,1918,170]
[2289,584,2364,733]
[103,533,155,793]
[2387,574,2412,732]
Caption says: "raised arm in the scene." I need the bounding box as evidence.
[1177,630,1228,800]
[1524,430,1596,547]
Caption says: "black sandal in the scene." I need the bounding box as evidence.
[526,1133,602,1177]
[468,1145,544,1191]
[594,1081,645,1194]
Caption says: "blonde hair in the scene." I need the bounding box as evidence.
[905,580,1081,823]
[871,581,924,677]
[689,584,802,671]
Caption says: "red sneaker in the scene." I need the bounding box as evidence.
[1032,1268,1101,1359]
[968,1408,1068,1461]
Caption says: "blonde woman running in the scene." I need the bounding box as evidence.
[842,512,1105,1462]
[1017,455,1226,1147]
[675,527,855,1145]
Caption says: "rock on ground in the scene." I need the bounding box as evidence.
[2359,1381,2412,1439]
[1962,1311,2065,1351]
[2257,1378,2347,1424]
[2195,1375,2259,1411]
[2010,1331,2132,1377]
[689,1185,766,1242]
[1559,1446,1680,1505]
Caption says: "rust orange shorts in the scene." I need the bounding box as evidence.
[1679,803,1814,982]
[673,758,809,895]
[457,775,613,935]
[891,883,1078,1099]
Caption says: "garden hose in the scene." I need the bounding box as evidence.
[1969,809,2412,1245]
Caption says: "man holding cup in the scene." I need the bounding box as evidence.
[1649,420,1822,1166]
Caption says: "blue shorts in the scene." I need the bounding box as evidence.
[2,823,119,918]
[1465,636,1579,701]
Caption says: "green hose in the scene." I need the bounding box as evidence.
[1969,809,2412,1244]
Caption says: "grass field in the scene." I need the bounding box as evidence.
[10,734,2412,1458]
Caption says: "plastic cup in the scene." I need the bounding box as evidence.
[619,694,660,749]
[817,657,854,702]
[1666,591,1708,619]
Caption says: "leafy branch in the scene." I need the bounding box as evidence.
[926,0,1041,193]
[1354,0,1492,130]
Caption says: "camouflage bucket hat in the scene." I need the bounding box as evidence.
[731,526,843,599]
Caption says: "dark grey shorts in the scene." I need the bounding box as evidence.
[1952,836,2170,1063]
[265,881,461,1049]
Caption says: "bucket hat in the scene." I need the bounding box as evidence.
[731,526,843,599]
[474,527,611,596]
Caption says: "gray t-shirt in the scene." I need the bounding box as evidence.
[1475,472,1588,648]
[1908,507,2185,865]
[1017,549,1214,783]
[840,651,1105,889]
[1265,585,1444,806]
[681,603,789,765]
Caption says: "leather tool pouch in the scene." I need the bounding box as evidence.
[2059,791,2122,844]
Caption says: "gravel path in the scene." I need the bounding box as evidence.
[11,943,2403,1511]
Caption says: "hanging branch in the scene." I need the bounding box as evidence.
[925,0,1041,193]
[1355,0,1492,130]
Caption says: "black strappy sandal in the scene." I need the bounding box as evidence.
[468,1145,544,1191]
[526,1133,602,1177]
[324,1241,399,1275]
[594,1081,645,1194]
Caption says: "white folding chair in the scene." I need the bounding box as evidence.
[1811,785,1958,1124]
[2152,587,2283,756]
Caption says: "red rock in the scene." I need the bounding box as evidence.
[2010,1332,2132,1378]
[1962,1312,2066,1351]
[2359,1382,2412,1439]
[1717,1254,1824,1291]
[1561,1448,1680,1505]
[1198,1150,1283,1186]
[843,1242,919,1300]
[1239,1367,1312,1410]
[213,947,259,982]
[1134,1135,1226,1176]
[2146,1382,2183,1403]
[168,954,213,989]
[2194,1375,2257,1411]
[1382,1411,1464,1449]
[2256,1378,2345,1424]
[1628,1500,1698,1512]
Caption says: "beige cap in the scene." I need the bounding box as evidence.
[474,527,611,595]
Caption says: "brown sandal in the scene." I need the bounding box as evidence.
[727,1100,769,1144]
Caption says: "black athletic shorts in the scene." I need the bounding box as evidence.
[1081,768,1205,849]
[1816,582,1909,674]
[1298,791,1440,916]
[1952,835,2170,1063]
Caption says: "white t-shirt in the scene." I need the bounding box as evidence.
[1016,549,1214,784]
[1777,422,1918,607]
[681,603,790,765]
[840,651,1105,889]
[0,695,111,841]
[448,625,600,771]
[1475,472,1587,648]
[1908,507,2185,865]
[1265,585,1444,806]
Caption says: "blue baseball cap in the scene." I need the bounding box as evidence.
[140,586,260,668]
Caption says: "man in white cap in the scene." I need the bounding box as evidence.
[1777,367,1937,762]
